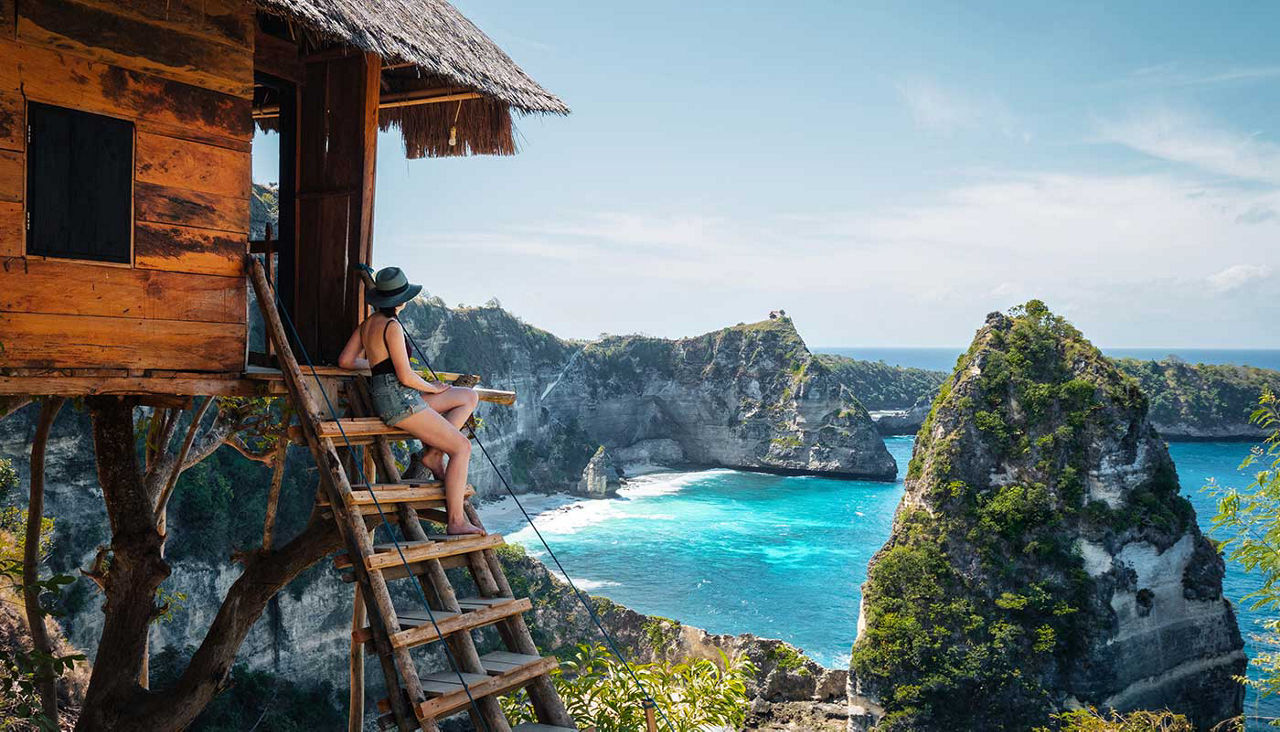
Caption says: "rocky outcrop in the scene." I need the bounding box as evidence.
[1115,358,1280,440]
[399,302,897,488]
[574,446,621,498]
[848,302,1244,731]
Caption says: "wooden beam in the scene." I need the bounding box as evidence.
[377,90,483,110]
[253,88,485,120]
[255,27,302,83]
[0,375,265,397]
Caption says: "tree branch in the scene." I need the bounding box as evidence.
[153,397,216,527]
[24,396,64,723]
[126,514,343,731]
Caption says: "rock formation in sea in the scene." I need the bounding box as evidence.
[574,445,621,497]
[398,300,898,487]
[847,302,1245,731]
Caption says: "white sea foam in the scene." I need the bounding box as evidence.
[482,469,724,537]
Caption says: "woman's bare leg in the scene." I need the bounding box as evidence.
[419,387,480,478]
[393,407,482,535]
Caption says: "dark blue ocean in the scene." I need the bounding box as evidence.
[816,346,1280,373]
[487,437,1278,719]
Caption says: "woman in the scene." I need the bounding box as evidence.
[338,266,484,536]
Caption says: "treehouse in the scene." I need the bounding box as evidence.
[0,2,581,731]
[0,0,566,398]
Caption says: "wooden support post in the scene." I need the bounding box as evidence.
[349,585,366,732]
[294,51,380,364]
[644,700,657,732]
[248,257,419,732]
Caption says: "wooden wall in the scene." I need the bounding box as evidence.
[0,0,252,373]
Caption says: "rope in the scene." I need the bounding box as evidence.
[270,289,491,732]
[401,328,676,732]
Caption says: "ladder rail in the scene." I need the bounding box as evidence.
[248,256,424,732]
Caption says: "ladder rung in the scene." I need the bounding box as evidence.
[319,483,473,508]
[479,651,541,673]
[333,532,505,572]
[376,655,559,721]
[392,597,531,650]
[417,655,558,721]
[353,597,532,650]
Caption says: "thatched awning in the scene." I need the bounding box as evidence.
[255,0,567,157]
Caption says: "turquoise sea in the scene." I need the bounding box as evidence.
[486,437,1279,719]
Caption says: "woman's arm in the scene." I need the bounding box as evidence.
[386,320,447,393]
[337,326,369,371]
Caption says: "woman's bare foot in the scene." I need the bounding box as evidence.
[446,520,485,536]
[420,448,446,480]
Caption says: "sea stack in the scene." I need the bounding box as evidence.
[848,302,1244,730]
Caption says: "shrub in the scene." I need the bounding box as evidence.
[500,643,755,732]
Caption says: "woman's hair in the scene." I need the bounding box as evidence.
[377,306,398,317]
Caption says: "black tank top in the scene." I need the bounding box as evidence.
[370,317,412,376]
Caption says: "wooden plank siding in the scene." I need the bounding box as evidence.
[136,131,250,199]
[0,259,244,323]
[0,312,245,371]
[0,0,253,375]
[0,39,252,147]
[0,92,23,151]
[0,148,20,202]
[16,0,252,97]
[134,222,245,277]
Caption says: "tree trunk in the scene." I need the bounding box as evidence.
[76,397,170,731]
[24,397,64,724]
[74,397,344,731]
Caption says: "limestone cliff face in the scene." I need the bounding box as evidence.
[399,302,897,487]
[848,303,1244,731]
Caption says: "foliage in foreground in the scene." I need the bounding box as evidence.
[0,457,83,732]
[1040,707,1197,731]
[1205,389,1280,719]
[499,643,756,732]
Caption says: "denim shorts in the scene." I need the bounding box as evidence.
[369,372,429,426]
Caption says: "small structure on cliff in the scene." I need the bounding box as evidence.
[0,2,576,730]
[847,302,1245,730]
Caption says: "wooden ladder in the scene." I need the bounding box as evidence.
[248,257,577,732]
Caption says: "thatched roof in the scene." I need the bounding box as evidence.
[255,0,567,116]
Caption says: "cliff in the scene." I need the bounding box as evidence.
[847,302,1244,731]
[398,301,897,487]
[1115,358,1280,440]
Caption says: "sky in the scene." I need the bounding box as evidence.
[256,1,1280,348]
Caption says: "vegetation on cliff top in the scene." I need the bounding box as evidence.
[814,354,947,411]
[1116,358,1280,437]
[852,301,1198,730]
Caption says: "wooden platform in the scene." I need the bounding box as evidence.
[0,365,517,403]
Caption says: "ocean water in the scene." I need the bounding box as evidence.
[484,437,1279,717]
[816,346,1280,372]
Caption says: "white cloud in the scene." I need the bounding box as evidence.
[1125,63,1280,88]
[1099,108,1280,184]
[895,80,1022,140]
[1207,264,1273,293]
[388,171,1280,346]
